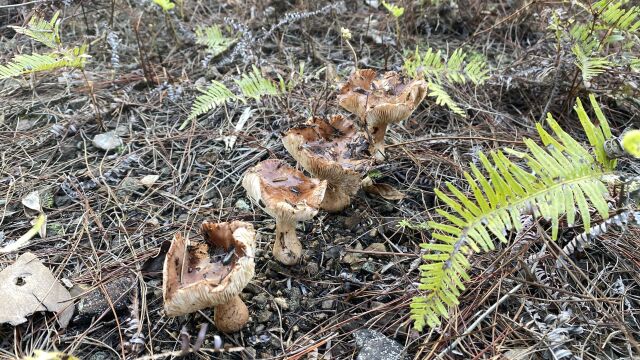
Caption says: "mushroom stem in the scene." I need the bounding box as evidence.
[214,294,249,333]
[273,218,302,265]
[368,122,389,162]
[321,185,351,213]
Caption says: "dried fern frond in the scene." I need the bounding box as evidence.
[410,95,618,330]
[235,66,281,101]
[9,11,61,49]
[195,25,236,57]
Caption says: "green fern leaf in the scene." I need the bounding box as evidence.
[235,66,281,101]
[404,46,489,85]
[572,44,611,83]
[152,0,175,12]
[427,82,465,117]
[9,11,61,49]
[0,45,88,79]
[195,25,236,57]
[410,96,617,330]
[182,81,235,129]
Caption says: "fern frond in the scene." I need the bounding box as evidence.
[593,0,640,33]
[0,45,88,79]
[184,80,235,126]
[195,25,236,57]
[411,96,617,330]
[9,11,61,49]
[404,46,489,85]
[426,82,465,116]
[152,0,175,12]
[235,66,281,101]
[572,44,611,83]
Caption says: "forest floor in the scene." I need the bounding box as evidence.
[0,1,639,359]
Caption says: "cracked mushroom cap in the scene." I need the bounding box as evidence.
[282,115,372,197]
[242,159,327,221]
[163,221,256,317]
[337,69,428,126]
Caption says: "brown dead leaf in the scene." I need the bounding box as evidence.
[362,177,405,201]
[0,252,73,327]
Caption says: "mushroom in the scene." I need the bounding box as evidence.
[163,220,256,333]
[242,159,327,265]
[282,114,372,212]
[337,69,428,161]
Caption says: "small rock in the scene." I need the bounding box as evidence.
[253,293,269,306]
[235,198,251,211]
[285,287,302,312]
[273,297,288,310]
[92,131,123,151]
[354,329,405,360]
[256,310,272,323]
[321,299,335,310]
[306,262,319,276]
[140,174,160,187]
[365,243,386,254]
[117,177,143,197]
[361,261,376,274]
[342,242,364,264]
[75,276,135,321]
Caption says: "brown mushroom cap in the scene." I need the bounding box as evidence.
[338,70,427,123]
[282,115,372,202]
[337,69,427,160]
[163,221,256,318]
[242,159,327,221]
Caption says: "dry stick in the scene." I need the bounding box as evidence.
[386,135,525,148]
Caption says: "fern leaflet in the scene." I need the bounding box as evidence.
[572,44,611,83]
[183,80,235,128]
[9,11,61,49]
[152,0,175,12]
[195,25,236,57]
[411,95,616,330]
[427,82,465,116]
[235,66,281,101]
[0,45,88,79]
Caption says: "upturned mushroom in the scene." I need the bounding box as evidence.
[337,69,428,161]
[282,114,372,212]
[163,220,256,333]
[242,159,327,265]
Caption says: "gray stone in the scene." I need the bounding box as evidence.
[92,131,123,151]
[256,309,272,323]
[354,329,405,360]
[321,299,335,310]
[75,276,134,321]
[234,198,251,211]
[253,293,269,306]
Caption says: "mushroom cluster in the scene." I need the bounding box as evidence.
[162,68,424,333]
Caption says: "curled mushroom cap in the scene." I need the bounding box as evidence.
[163,221,256,333]
[242,159,327,265]
[283,115,372,212]
[337,69,428,161]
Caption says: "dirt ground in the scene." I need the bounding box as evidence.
[1,0,639,359]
